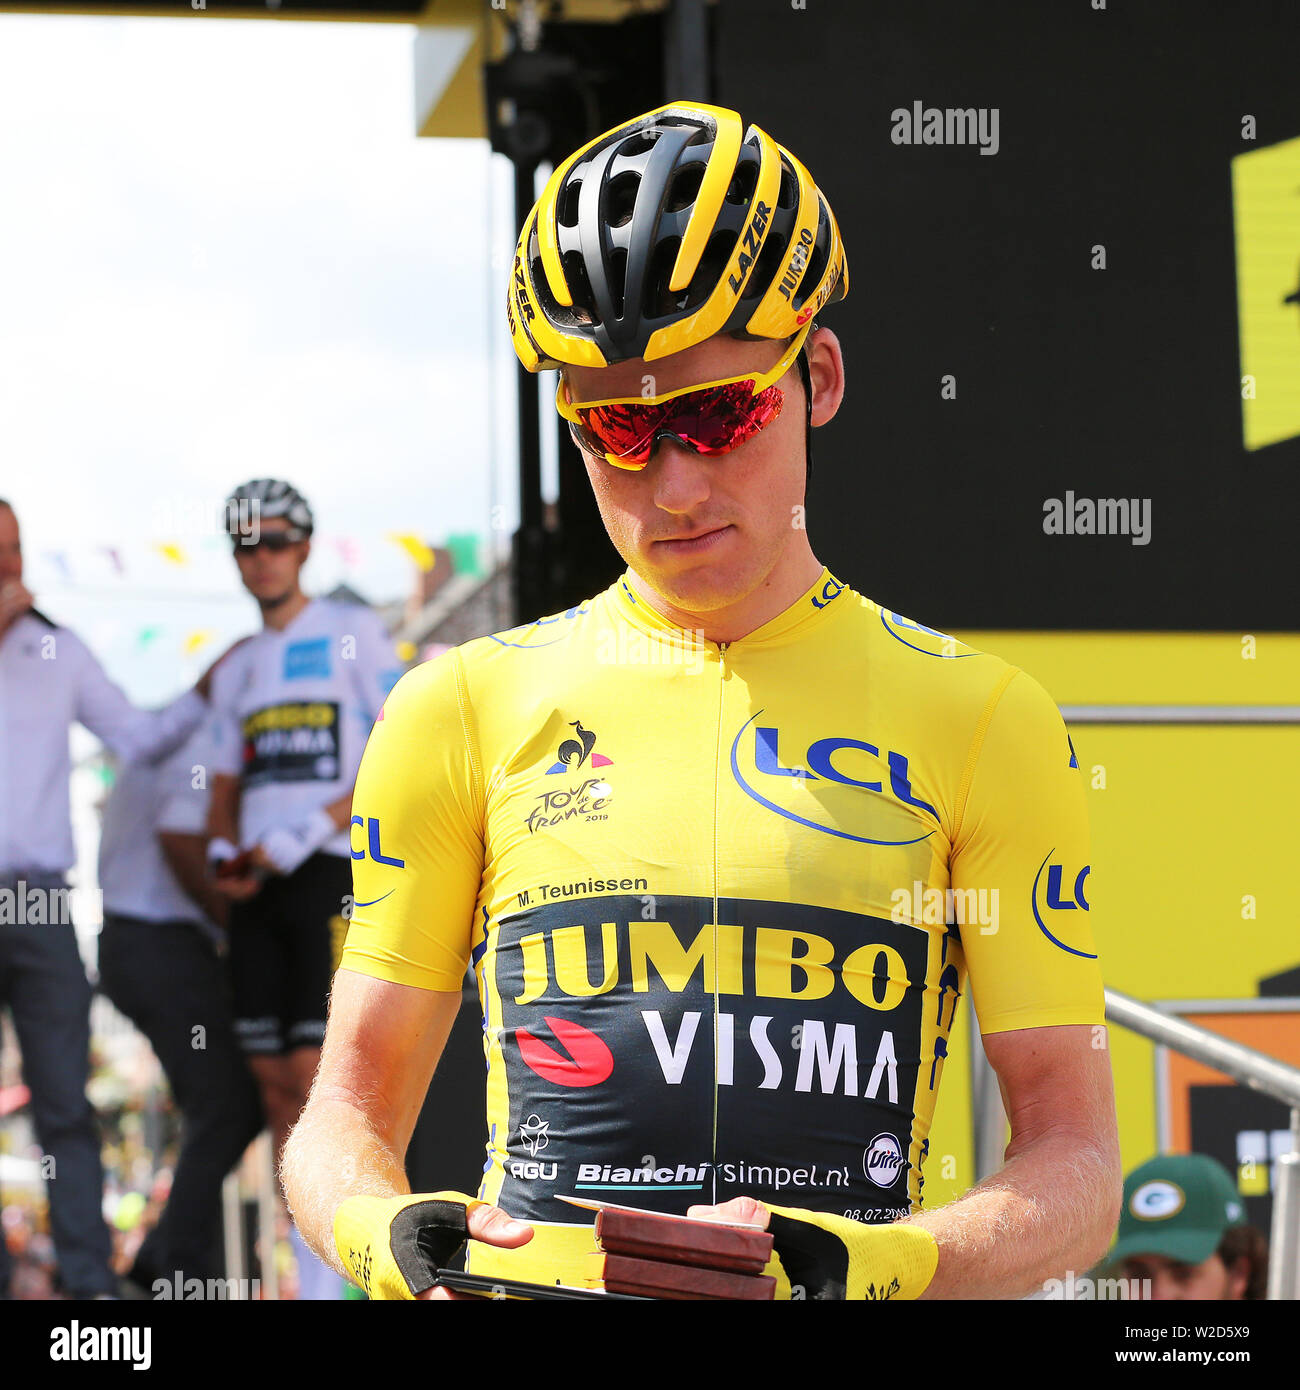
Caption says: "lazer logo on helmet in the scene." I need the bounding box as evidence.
[727,200,772,294]
[511,255,535,324]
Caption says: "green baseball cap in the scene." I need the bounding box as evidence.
[1109,1153,1248,1266]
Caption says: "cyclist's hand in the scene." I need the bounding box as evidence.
[211,875,262,901]
[207,840,262,899]
[417,1204,536,1300]
[334,1192,532,1301]
[252,808,335,876]
[689,1196,938,1299]
[0,580,34,636]
[686,1196,770,1227]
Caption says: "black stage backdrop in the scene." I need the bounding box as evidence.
[693,0,1300,631]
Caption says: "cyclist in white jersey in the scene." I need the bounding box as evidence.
[205,480,401,1175]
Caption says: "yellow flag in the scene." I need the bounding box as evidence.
[155,543,188,566]
[388,533,435,572]
[183,629,215,657]
[1233,134,1300,450]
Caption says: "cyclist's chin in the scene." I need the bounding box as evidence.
[639,528,755,606]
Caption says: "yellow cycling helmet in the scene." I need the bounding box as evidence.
[508,100,848,371]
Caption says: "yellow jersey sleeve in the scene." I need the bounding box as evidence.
[340,652,485,992]
[949,668,1104,1035]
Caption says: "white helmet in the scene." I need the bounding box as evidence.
[224,478,314,540]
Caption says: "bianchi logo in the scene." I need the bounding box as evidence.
[526,720,614,834]
[863,1133,907,1189]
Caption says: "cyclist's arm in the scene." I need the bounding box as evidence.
[283,968,530,1298]
[903,1022,1120,1299]
[910,666,1119,1297]
[206,772,241,845]
[280,967,460,1278]
[157,831,228,929]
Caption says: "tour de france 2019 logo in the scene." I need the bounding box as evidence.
[525,720,616,835]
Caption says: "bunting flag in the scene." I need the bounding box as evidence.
[388,532,435,572]
[445,532,482,578]
[137,626,163,649]
[100,546,124,575]
[43,551,71,580]
[154,543,188,566]
[183,629,215,656]
[332,536,361,567]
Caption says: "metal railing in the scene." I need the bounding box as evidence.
[971,988,1300,1299]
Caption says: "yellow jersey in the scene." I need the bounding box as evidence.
[341,568,1103,1287]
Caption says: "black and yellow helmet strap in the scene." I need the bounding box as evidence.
[797,338,814,501]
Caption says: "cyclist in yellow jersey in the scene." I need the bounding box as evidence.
[282,101,1121,1300]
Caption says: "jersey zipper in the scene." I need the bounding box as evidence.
[710,640,728,1205]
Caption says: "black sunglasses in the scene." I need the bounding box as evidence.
[232,532,302,554]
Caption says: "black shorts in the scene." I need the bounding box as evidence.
[228,852,352,1056]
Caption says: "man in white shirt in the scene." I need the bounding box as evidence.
[97,718,264,1297]
[0,497,223,1299]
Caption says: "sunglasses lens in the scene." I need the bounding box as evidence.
[234,533,295,553]
[573,381,783,467]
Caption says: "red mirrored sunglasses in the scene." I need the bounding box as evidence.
[555,323,812,470]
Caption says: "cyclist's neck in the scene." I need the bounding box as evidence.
[259,589,311,632]
[626,544,824,646]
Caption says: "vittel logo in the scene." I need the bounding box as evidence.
[864,1132,907,1189]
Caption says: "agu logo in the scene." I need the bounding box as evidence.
[1130,1180,1185,1221]
[864,1132,907,1189]
[516,1016,614,1088]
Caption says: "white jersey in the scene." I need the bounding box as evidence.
[0,611,207,875]
[98,721,218,926]
[207,599,402,858]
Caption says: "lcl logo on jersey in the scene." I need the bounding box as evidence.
[878,610,973,659]
[730,709,937,846]
[1030,850,1096,959]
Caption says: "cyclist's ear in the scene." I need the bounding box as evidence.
[806,326,845,429]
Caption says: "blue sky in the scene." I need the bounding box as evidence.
[0,12,528,703]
